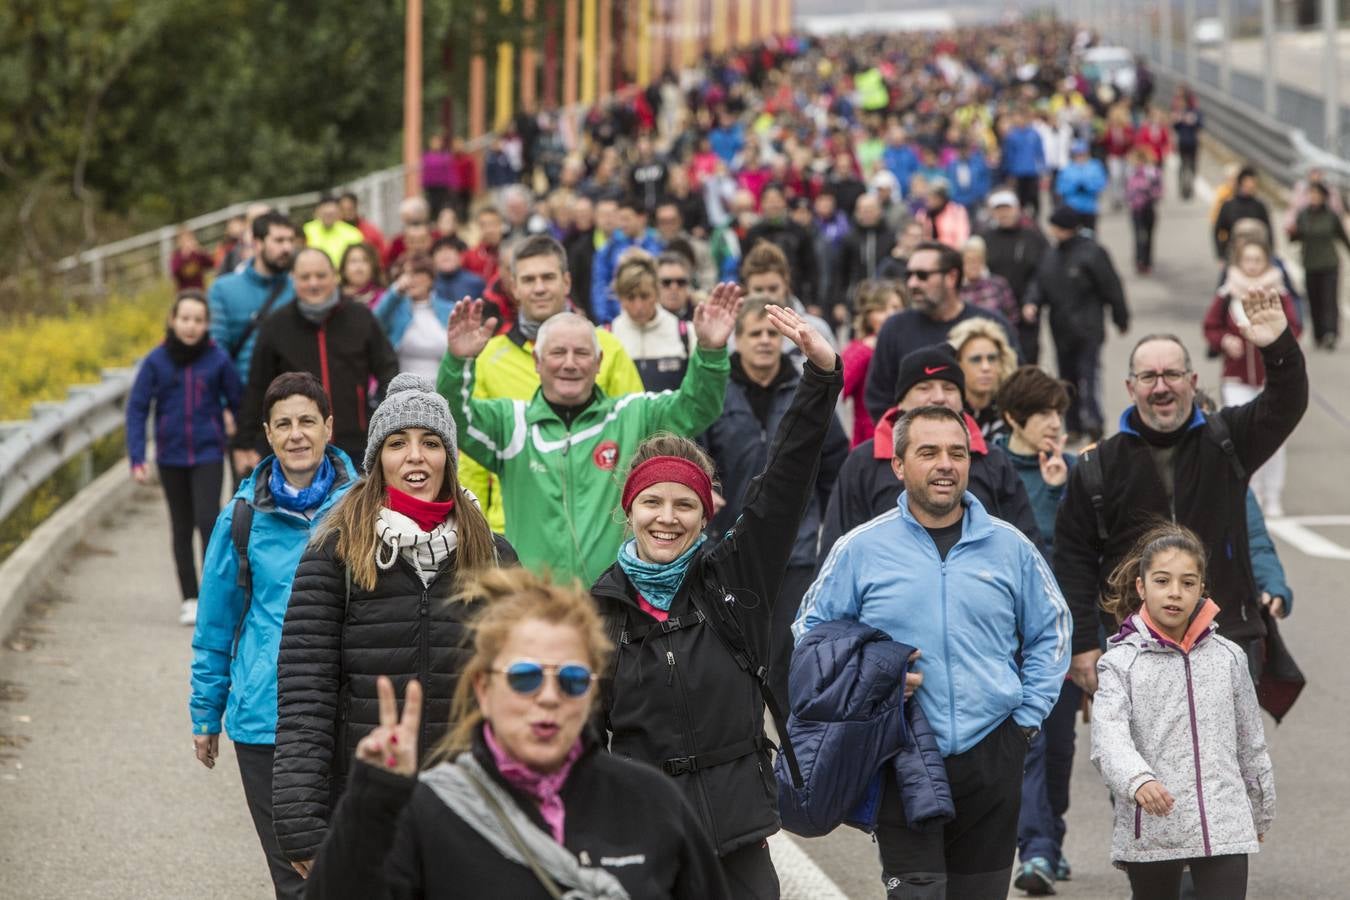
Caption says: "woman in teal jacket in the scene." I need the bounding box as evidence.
[189,371,356,900]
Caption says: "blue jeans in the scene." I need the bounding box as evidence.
[1017,680,1083,866]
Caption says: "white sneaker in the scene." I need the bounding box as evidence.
[179,599,198,627]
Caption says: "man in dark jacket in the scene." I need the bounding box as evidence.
[235,248,399,467]
[1214,166,1272,260]
[836,193,897,318]
[980,191,1049,364]
[821,345,1043,563]
[1054,291,1307,700]
[1022,209,1129,442]
[865,241,1019,422]
[702,299,849,707]
[743,183,820,308]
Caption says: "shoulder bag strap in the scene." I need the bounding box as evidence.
[464,769,566,900]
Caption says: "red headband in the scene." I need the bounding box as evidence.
[621,456,715,516]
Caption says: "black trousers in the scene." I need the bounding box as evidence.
[769,565,816,712]
[1132,205,1157,268]
[1305,266,1340,343]
[236,742,307,900]
[1054,337,1104,436]
[1178,146,1198,199]
[1015,176,1041,220]
[1127,853,1248,899]
[158,462,223,601]
[1018,319,1042,368]
[877,717,1029,899]
[720,840,780,900]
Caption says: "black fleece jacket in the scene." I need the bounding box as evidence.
[304,729,729,899]
[592,357,844,857]
[1054,327,1307,653]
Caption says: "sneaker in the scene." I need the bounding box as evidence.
[1055,856,1072,881]
[179,599,198,627]
[1014,858,1057,895]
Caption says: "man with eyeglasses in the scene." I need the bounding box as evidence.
[864,241,1019,422]
[1022,207,1129,443]
[1054,289,1307,696]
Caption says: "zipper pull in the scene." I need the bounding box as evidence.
[666,650,675,685]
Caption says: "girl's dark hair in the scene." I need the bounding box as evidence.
[1102,524,1208,623]
[172,289,209,319]
[339,242,386,289]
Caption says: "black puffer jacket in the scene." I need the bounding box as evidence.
[273,530,516,862]
[304,728,730,899]
[592,358,843,857]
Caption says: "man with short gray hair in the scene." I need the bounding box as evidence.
[436,235,643,535]
[437,283,740,582]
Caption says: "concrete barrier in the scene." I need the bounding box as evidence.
[0,464,134,641]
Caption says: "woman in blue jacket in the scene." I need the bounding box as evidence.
[125,290,243,625]
[189,371,356,900]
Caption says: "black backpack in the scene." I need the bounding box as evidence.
[1076,414,1246,543]
[229,498,255,657]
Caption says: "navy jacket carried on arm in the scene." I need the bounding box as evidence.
[775,620,952,838]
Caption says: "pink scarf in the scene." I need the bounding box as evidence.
[483,723,584,844]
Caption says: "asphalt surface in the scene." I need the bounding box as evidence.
[2,154,1348,899]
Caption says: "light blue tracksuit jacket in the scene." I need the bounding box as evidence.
[794,491,1070,757]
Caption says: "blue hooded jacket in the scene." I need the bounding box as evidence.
[1001,126,1046,178]
[1055,159,1109,216]
[125,341,242,468]
[945,152,993,210]
[189,447,356,744]
[796,491,1070,756]
[775,620,953,837]
[590,229,665,324]
[208,263,295,382]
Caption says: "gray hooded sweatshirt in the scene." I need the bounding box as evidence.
[1090,603,1275,866]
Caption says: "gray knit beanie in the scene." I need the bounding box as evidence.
[363,373,457,474]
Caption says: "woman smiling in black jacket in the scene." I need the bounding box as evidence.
[272,374,514,876]
[591,303,842,899]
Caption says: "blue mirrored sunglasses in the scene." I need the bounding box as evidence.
[494,661,596,698]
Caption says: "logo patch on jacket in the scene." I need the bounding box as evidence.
[592,440,620,470]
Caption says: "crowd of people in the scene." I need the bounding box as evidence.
[119,18,1336,899]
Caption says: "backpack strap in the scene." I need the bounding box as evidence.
[229,498,255,658]
[1076,444,1109,544]
[1203,413,1246,481]
[686,582,804,789]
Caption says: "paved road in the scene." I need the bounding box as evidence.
[2,154,1349,899]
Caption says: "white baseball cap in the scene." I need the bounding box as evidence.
[988,190,1019,208]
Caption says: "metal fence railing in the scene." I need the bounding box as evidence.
[0,368,138,526]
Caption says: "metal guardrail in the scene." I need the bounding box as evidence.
[0,367,137,525]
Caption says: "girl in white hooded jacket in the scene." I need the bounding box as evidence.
[1091,524,1275,899]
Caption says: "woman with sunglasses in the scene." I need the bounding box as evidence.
[272,373,516,880]
[591,303,841,899]
[303,567,729,899]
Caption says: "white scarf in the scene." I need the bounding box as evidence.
[375,489,482,585]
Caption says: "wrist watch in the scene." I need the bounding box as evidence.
[1020,726,1041,744]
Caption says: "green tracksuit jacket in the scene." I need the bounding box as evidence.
[439,346,730,583]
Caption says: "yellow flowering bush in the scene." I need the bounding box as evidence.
[0,286,171,420]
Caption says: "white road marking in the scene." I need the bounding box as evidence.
[1265,516,1350,561]
[768,832,852,900]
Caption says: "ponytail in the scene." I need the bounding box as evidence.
[1101,524,1208,624]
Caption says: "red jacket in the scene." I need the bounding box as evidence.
[1202,290,1301,387]
[463,242,501,286]
[1133,123,1172,164]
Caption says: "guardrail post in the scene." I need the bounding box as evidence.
[90,253,105,294]
[1160,0,1173,69]
[1183,0,1197,82]
[1323,0,1340,153]
[1262,0,1276,116]
[158,226,175,278]
[1218,0,1232,94]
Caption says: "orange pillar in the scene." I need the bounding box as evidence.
[469,10,487,189]
[564,0,579,109]
[736,0,751,47]
[521,0,537,112]
[402,0,423,199]
[650,0,665,79]
[710,0,727,54]
[598,0,613,98]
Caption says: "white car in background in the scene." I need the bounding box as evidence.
[1194,17,1225,47]
[1079,46,1137,98]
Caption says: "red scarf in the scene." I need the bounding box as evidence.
[384,486,455,532]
